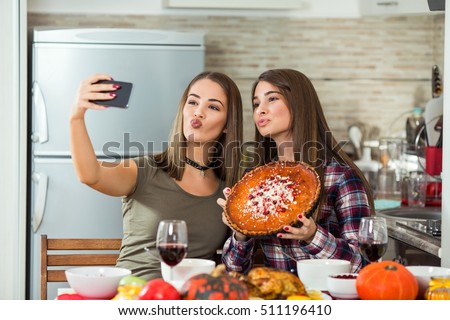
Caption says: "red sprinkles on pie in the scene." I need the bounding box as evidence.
[225,161,321,236]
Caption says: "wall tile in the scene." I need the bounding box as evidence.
[28,13,444,147]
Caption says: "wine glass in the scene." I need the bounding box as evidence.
[156,220,188,282]
[358,216,388,263]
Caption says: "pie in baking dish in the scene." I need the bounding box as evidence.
[225,161,321,237]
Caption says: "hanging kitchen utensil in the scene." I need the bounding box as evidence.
[348,123,366,160]
[432,65,442,98]
[434,115,443,148]
[424,96,443,147]
[425,65,444,147]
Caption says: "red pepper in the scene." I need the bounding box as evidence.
[56,293,86,300]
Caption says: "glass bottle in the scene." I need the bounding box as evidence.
[355,146,379,192]
[425,276,450,300]
[405,107,425,154]
[376,138,403,201]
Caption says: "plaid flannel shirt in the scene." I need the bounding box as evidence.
[222,160,371,275]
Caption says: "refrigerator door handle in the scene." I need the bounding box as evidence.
[31,81,49,143]
[32,172,48,232]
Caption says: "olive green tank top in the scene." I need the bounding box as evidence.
[116,156,228,280]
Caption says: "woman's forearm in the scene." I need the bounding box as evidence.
[70,116,101,186]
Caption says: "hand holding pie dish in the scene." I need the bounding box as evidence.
[224,161,321,237]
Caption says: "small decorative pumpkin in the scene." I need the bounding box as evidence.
[356,261,418,300]
[181,273,249,300]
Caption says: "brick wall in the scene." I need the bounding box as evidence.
[28,13,444,146]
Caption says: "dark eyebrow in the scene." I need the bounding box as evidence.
[253,90,282,100]
[188,93,225,108]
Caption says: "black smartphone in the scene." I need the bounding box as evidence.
[90,80,133,109]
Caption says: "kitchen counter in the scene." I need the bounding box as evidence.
[385,218,441,258]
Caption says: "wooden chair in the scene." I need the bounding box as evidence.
[40,234,122,300]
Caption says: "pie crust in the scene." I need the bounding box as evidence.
[225,161,321,237]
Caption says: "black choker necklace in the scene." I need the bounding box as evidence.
[185,157,210,177]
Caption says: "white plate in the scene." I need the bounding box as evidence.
[322,292,332,300]
[306,289,332,300]
[328,292,358,300]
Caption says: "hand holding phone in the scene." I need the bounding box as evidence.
[90,80,133,109]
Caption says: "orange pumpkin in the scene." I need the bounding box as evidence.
[356,261,418,300]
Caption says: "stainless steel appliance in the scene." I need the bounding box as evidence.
[379,207,441,266]
[28,28,204,299]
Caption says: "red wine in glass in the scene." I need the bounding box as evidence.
[358,217,388,263]
[156,220,188,282]
[359,242,388,263]
[158,243,187,267]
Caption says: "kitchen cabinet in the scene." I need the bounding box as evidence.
[360,0,434,16]
[28,0,362,18]
[29,0,442,18]
[289,0,360,18]
[163,0,361,17]
[164,0,305,9]
[164,0,440,17]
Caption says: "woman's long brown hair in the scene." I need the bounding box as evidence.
[152,71,243,187]
[251,69,375,217]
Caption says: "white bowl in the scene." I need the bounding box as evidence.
[297,259,351,290]
[65,266,131,299]
[161,258,215,290]
[406,266,450,299]
[327,273,359,299]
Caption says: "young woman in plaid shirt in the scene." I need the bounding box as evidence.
[219,69,375,275]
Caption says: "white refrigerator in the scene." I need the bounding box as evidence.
[28,28,204,299]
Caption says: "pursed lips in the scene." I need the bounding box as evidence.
[257,118,270,127]
[190,119,202,129]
